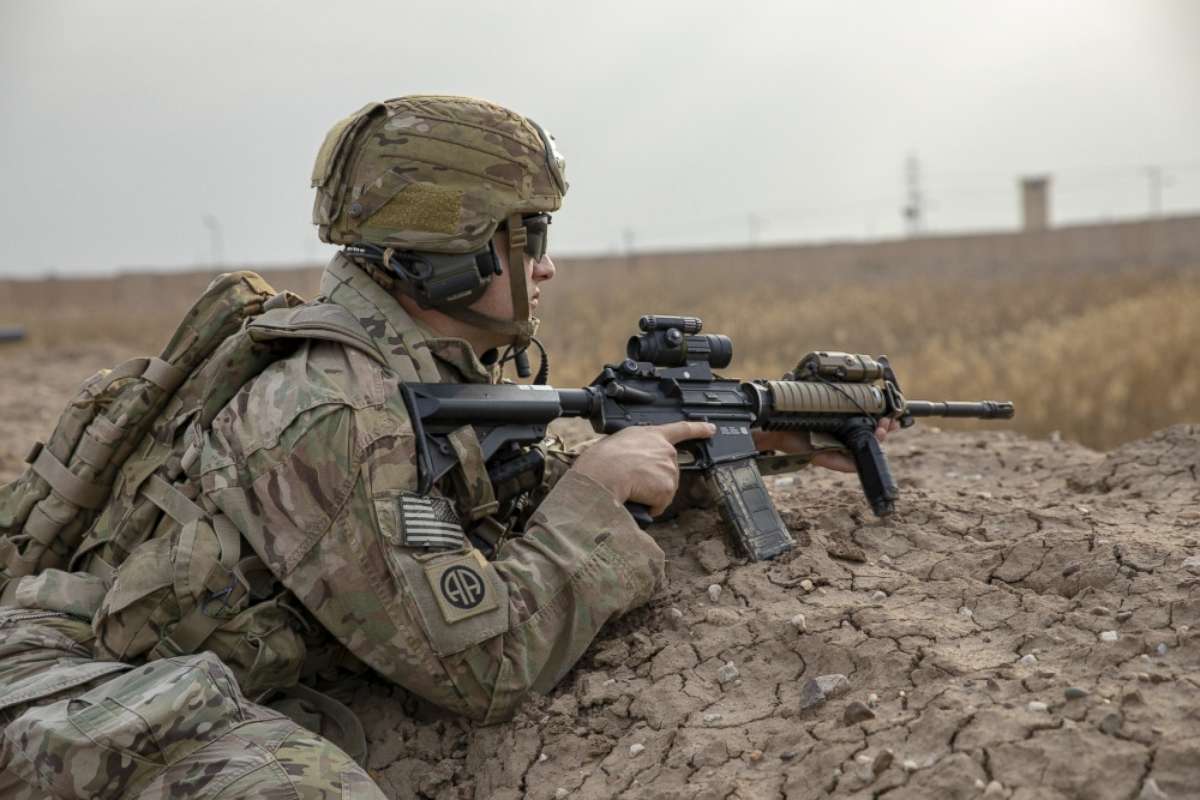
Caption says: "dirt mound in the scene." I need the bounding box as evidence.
[337,428,1200,800]
[3,348,1198,799]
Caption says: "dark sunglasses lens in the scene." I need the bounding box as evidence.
[522,215,550,261]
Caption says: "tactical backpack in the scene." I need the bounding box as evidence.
[0,270,386,699]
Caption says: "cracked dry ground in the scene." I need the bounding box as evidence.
[339,424,1200,800]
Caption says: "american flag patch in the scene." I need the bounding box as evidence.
[398,493,465,549]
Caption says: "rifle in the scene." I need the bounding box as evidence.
[400,315,1013,561]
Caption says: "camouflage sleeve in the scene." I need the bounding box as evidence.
[201,343,664,723]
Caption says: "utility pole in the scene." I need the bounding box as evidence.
[901,153,923,236]
[747,213,761,247]
[202,214,225,267]
[1144,166,1168,217]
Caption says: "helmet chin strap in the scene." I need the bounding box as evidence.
[434,213,538,373]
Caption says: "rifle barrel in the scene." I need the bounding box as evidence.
[905,400,1014,419]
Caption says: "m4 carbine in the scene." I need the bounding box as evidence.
[400,315,1013,562]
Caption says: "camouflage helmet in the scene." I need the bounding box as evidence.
[311,95,567,253]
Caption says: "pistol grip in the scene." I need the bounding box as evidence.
[706,458,795,561]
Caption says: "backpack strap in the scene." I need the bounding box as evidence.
[247,303,387,366]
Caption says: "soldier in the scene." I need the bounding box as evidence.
[0,95,895,798]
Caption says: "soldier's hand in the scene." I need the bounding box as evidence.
[754,418,901,474]
[572,421,716,516]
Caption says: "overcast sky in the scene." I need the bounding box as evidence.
[2,0,1198,276]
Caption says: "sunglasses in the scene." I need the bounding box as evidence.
[505,213,552,262]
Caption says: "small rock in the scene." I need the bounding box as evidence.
[799,674,850,709]
[975,779,987,790]
[1027,701,1049,713]
[707,584,722,603]
[872,749,894,774]
[629,743,645,756]
[1064,687,1089,700]
[717,661,740,685]
[703,713,723,725]
[1062,561,1082,577]
[1090,606,1112,616]
[1139,778,1170,800]
[879,554,894,567]
[775,476,795,488]
[780,751,797,761]
[665,607,685,629]
[1116,610,1134,622]
[1155,643,1168,657]
[843,700,876,725]
[1100,711,1123,735]
[790,613,808,632]
[1182,555,1200,575]
[1019,653,1038,665]
[977,491,993,499]
[538,753,549,763]
[902,758,918,772]
[1050,430,1062,442]
[1100,630,1119,642]
[867,692,880,708]
[1122,688,1145,706]
[799,579,815,593]
[555,790,569,800]
[1136,672,1152,682]
[1037,668,1058,678]
[1076,505,1091,515]
[984,781,1006,797]
[958,606,974,619]
[749,749,763,762]
[871,590,887,602]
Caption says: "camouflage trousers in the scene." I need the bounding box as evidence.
[0,608,385,799]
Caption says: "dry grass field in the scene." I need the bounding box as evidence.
[2,248,1197,450]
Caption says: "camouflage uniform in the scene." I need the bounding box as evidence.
[199,253,665,721]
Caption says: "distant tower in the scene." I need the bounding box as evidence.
[901,154,923,236]
[1020,176,1050,231]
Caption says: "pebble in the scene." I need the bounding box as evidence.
[843,700,876,725]
[538,753,549,763]
[1116,610,1134,622]
[1064,687,1089,700]
[1100,712,1123,735]
[1027,701,1049,713]
[702,713,723,725]
[1090,606,1112,616]
[872,749,894,774]
[983,781,1006,797]
[799,579,815,593]
[555,790,569,800]
[1155,643,1168,657]
[1122,688,1146,706]
[958,606,974,619]
[879,554,893,567]
[775,476,795,488]
[799,674,850,709]
[790,613,808,632]
[1183,555,1200,575]
[1019,653,1038,665]
[1062,561,1082,577]
[707,584,722,603]
[902,758,918,772]
[749,749,763,762]
[975,779,987,790]
[717,661,740,685]
[1100,630,1120,642]
[780,751,797,761]
[867,692,880,708]
[871,590,887,602]
[629,743,645,756]
[1037,668,1058,678]
[1140,778,1170,800]
[666,607,685,629]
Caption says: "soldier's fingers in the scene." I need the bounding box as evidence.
[657,421,717,445]
[812,452,857,473]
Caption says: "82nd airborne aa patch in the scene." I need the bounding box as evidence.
[423,550,499,624]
